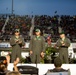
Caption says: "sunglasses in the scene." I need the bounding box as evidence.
[15,31,19,33]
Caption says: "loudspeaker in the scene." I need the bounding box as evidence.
[17,65,38,75]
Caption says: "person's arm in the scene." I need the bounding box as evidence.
[10,36,16,46]
[6,55,10,64]
[64,38,71,47]
[18,36,25,46]
[42,36,45,52]
[13,60,19,72]
[41,36,45,57]
[21,37,25,46]
[56,39,62,47]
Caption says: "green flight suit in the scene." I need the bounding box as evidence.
[56,37,70,63]
[29,35,45,63]
[10,35,25,63]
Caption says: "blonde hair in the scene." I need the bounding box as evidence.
[6,71,21,75]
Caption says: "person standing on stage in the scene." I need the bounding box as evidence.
[10,29,25,63]
[56,32,71,63]
[29,29,45,63]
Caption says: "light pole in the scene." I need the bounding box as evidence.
[12,0,14,15]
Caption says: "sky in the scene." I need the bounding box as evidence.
[0,0,76,16]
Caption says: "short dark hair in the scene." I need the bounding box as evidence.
[0,56,7,72]
[0,56,7,65]
[54,57,62,67]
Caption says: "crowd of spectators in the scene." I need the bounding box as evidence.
[0,14,76,42]
[34,15,76,42]
[0,15,32,41]
[0,56,70,75]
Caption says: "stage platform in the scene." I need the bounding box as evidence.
[7,64,76,75]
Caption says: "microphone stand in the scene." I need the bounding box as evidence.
[35,55,37,68]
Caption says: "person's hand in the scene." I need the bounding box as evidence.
[62,43,65,46]
[13,59,19,71]
[16,58,20,63]
[30,50,33,55]
[14,61,18,66]
[6,55,10,64]
[61,41,65,46]
[15,40,19,43]
[41,52,44,58]
[61,41,64,44]
[14,58,19,66]
[18,41,22,44]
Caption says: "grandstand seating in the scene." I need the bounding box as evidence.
[0,15,76,42]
